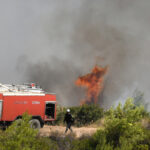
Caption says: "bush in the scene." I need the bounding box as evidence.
[71,98,150,150]
[49,131,76,150]
[0,113,58,150]
[105,98,146,123]
[55,104,104,126]
[71,104,104,126]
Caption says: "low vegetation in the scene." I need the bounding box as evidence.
[0,113,57,150]
[0,98,150,150]
[55,104,104,126]
[72,98,150,150]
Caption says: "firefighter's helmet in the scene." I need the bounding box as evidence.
[67,109,70,113]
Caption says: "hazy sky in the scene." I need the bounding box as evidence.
[0,0,150,107]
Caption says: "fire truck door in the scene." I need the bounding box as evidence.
[45,102,55,119]
[0,100,3,119]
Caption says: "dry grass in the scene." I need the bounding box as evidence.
[88,118,105,128]
[39,125,98,138]
[39,118,105,138]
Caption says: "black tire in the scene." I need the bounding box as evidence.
[29,119,41,129]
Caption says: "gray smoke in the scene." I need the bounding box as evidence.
[0,0,150,107]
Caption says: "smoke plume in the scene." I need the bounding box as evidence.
[0,0,150,107]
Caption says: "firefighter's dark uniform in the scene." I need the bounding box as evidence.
[64,112,73,133]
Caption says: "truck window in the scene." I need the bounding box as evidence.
[0,101,3,119]
[45,103,55,119]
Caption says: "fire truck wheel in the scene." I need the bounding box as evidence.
[29,119,41,129]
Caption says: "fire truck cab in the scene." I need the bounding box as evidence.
[0,83,56,129]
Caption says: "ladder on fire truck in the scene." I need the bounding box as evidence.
[0,83,44,93]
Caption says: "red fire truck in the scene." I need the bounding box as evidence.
[0,83,56,129]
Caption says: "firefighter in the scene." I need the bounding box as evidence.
[64,109,74,133]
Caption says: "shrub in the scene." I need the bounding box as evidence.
[71,98,150,150]
[105,98,146,123]
[103,98,150,149]
[71,104,104,126]
[50,131,76,150]
[55,104,104,126]
[0,113,58,150]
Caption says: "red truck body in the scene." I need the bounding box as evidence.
[0,83,57,128]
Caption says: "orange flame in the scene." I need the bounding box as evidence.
[75,65,108,105]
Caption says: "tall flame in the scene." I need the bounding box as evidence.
[75,65,108,105]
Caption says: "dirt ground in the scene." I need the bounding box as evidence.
[39,125,98,138]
